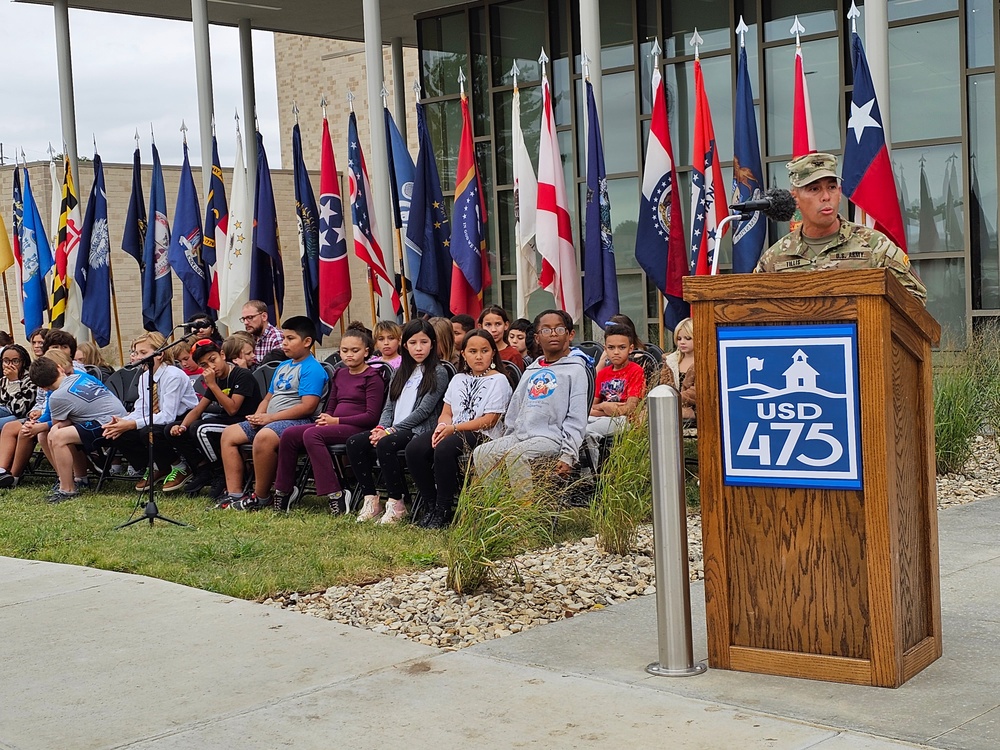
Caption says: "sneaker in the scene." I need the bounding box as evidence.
[184,467,215,496]
[272,491,290,512]
[379,498,407,525]
[327,491,346,515]
[109,463,125,476]
[74,477,91,492]
[213,493,242,510]
[47,488,80,504]
[229,492,267,511]
[161,466,191,493]
[135,469,168,492]
[356,495,383,522]
[0,472,17,490]
[208,475,228,502]
[125,465,141,478]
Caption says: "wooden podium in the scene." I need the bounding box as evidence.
[683,269,942,688]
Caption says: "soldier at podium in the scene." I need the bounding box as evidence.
[754,152,927,304]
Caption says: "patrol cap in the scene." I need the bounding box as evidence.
[786,152,839,188]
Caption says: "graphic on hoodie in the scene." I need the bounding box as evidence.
[527,369,558,400]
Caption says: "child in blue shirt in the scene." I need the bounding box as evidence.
[220,316,327,510]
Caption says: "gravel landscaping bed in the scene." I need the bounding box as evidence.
[267,437,1000,651]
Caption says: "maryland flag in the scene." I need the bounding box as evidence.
[51,160,87,338]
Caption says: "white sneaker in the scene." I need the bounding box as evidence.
[379,498,407,525]
[356,495,383,522]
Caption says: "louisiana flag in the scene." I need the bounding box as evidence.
[142,144,173,334]
[731,44,767,273]
[52,159,86,338]
[449,93,490,317]
[167,142,209,321]
[76,155,112,347]
[582,78,618,328]
[318,115,352,332]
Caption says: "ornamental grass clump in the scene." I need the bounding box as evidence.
[446,461,558,594]
[590,411,653,555]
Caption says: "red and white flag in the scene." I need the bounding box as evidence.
[319,115,352,330]
[535,59,581,320]
[689,57,729,276]
[792,34,815,158]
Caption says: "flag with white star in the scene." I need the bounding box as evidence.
[842,32,907,252]
[689,57,729,276]
[318,115,351,331]
[219,125,251,333]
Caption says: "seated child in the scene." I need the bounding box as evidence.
[406,328,512,529]
[585,324,646,458]
[0,344,37,429]
[371,320,403,369]
[478,305,524,370]
[660,317,696,424]
[223,332,257,371]
[74,341,115,381]
[272,322,386,514]
[101,332,200,490]
[162,339,261,495]
[31,352,126,503]
[507,318,537,364]
[219,316,327,510]
[345,319,448,525]
[472,310,590,493]
[450,314,475,351]
[171,341,203,384]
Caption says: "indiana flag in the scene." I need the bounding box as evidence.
[76,154,112,347]
[348,111,400,317]
[449,93,491,317]
[20,168,54,334]
[250,131,285,322]
[582,78,619,328]
[689,57,729,276]
[386,107,416,315]
[52,159,86,338]
[122,146,146,266]
[536,64,581,320]
[636,64,688,331]
[512,78,538,319]
[292,122,321,332]
[409,101,452,317]
[731,44,767,273]
[841,31,907,252]
[220,125,251,333]
[168,141,209,321]
[318,115,352,331]
[792,41,816,157]
[142,143,173,335]
[203,135,228,315]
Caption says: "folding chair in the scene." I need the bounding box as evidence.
[92,367,141,491]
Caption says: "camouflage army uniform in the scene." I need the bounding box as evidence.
[753,216,927,304]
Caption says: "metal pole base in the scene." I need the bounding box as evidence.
[646,662,707,678]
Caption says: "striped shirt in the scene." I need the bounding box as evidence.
[254,324,284,361]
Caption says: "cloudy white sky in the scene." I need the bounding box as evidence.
[0,1,280,169]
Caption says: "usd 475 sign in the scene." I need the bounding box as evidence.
[717,324,862,490]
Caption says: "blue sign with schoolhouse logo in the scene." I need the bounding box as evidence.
[717,324,862,490]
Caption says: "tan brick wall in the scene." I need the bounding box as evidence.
[0,159,379,363]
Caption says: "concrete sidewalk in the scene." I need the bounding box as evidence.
[1,499,997,749]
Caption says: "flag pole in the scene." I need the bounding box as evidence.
[108,260,125,365]
[367,268,377,327]
[2,275,13,334]
[383,85,410,323]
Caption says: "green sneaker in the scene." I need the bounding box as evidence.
[161,465,191,493]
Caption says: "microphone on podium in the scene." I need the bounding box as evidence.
[730,188,797,222]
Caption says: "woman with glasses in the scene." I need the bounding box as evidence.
[0,345,37,429]
[472,310,590,494]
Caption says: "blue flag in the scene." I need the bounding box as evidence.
[142,144,173,334]
[582,80,619,328]
[203,135,228,317]
[731,46,767,274]
[122,146,146,266]
[408,101,451,317]
[76,155,112,347]
[385,107,415,316]
[168,142,209,321]
[292,122,321,333]
[250,131,284,322]
[19,168,54,334]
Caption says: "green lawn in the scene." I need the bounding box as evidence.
[0,480,451,600]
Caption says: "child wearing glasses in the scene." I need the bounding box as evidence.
[0,345,36,429]
[472,310,590,493]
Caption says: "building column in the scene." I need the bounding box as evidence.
[191,0,216,199]
[53,0,79,189]
[579,0,602,130]
[239,18,258,202]
[391,36,407,141]
[864,0,892,142]
[363,0,398,305]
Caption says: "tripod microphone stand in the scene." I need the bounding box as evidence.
[116,329,200,530]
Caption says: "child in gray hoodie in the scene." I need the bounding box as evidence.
[473,310,590,492]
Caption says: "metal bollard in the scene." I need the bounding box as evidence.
[645,385,706,678]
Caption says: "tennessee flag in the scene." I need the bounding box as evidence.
[448,93,490,316]
[318,115,352,331]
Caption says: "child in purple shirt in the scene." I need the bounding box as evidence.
[272,323,387,513]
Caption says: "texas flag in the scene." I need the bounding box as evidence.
[841,32,907,252]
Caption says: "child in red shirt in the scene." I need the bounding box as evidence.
[587,324,645,445]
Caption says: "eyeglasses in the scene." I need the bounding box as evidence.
[238,313,263,323]
[1,358,21,365]
[537,326,569,336]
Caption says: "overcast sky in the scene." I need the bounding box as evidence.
[0,1,280,170]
